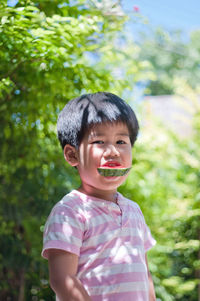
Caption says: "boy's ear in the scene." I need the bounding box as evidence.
[63,144,79,166]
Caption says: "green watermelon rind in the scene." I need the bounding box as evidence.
[97,167,131,177]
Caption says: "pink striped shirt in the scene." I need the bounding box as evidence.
[42,190,156,301]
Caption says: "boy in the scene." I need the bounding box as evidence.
[42,92,156,301]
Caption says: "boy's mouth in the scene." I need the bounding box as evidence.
[101,162,122,168]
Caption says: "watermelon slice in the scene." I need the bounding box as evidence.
[97,167,131,177]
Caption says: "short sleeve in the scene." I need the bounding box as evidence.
[42,203,85,259]
[143,223,156,252]
[136,205,156,252]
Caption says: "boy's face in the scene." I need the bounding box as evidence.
[76,121,132,196]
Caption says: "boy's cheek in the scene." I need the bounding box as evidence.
[89,147,104,159]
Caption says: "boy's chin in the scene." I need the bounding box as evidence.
[99,175,128,188]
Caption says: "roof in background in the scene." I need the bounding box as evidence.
[142,95,199,137]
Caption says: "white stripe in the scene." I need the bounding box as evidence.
[44,231,82,247]
[45,214,83,231]
[87,281,148,295]
[88,212,142,228]
[86,213,113,227]
[82,227,142,248]
[79,244,144,265]
[78,262,147,279]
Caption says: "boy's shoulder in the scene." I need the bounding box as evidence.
[118,193,143,214]
[51,189,100,213]
[47,190,89,224]
[53,190,85,209]
[118,192,139,206]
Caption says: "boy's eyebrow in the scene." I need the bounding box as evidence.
[118,133,130,137]
[89,132,130,138]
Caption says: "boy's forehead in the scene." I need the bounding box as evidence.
[88,122,129,136]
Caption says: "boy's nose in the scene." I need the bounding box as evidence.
[104,144,120,157]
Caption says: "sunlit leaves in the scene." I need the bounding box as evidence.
[0,1,126,299]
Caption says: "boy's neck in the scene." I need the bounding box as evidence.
[78,185,118,203]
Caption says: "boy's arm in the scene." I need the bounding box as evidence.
[48,249,92,301]
[145,254,156,301]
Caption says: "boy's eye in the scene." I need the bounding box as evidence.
[117,140,126,144]
[92,140,104,144]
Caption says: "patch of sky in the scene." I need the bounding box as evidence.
[122,81,149,110]
[84,51,101,65]
[58,3,68,8]
[63,62,70,68]
[11,112,21,124]
[49,61,54,68]
[14,89,21,95]
[73,77,79,84]
[112,68,124,80]
[7,0,18,7]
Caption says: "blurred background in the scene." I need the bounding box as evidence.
[0,0,199,300]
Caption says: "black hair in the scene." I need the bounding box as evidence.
[57,92,139,149]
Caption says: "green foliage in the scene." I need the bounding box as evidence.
[0,0,128,299]
[1,0,200,300]
[119,105,200,300]
[137,28,200,95]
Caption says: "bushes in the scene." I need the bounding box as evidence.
[1,1,199,299]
